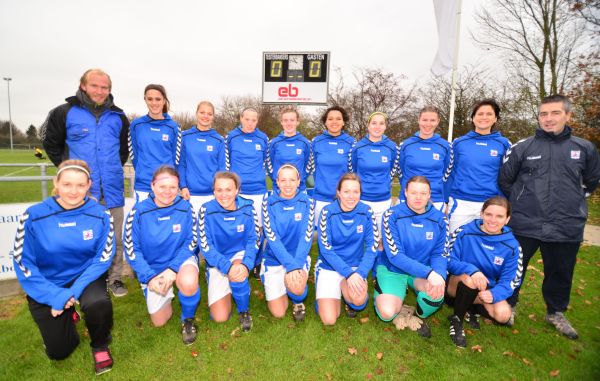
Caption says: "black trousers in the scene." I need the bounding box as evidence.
[27,274,113,360]
[507,235,580,314]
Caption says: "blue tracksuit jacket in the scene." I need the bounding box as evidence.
[225,126,269,195]
[178,127,226,196]
[349,135,398,202]
[12,197,114,310]
[129,114,181,193]
[268,132,311,191]
[262,190,315,271]
[398,133,453,203]
[448,130,511,201]
[316,200,379,279]
[198,196,261,274]
[380,202,448,279]
[447,219,523,303]
[311,131,355,202]
[124,196,197,284]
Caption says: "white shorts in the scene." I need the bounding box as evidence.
[206,251,245,306]
[240,193,266,225]
[314,200,331,223]
[135,190,150,203]
[141,255,199,314]
[315,262,358,300]
[361,199,392,233]
[189,195,215,215]
[260,257,311,301]
[448,198,483,232]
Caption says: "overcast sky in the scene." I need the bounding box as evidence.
[0,0,488,132]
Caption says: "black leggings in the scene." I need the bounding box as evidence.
[27,275,113,360]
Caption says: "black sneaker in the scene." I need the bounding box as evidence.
[448,315,467,348]
[181,318,198,345]
[416,320,432,338]
[239,311,253,332]
[465,312,480,330]
[92,347,113,375]
[108,280,128,297]
[345,303,358,318]
[292,303,306,322]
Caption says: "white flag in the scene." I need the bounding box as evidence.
[431,0,460,76]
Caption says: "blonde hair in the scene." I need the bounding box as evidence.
[52,160,92,196]
[196,100,215,113]
[213,171,241,191]
[79,68,112,90]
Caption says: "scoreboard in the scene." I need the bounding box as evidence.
[262,51,330,104]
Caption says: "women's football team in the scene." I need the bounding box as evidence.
[13,87,521,374]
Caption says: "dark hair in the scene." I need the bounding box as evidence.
[418,105,440,119]
[213,171,241,191]
[321,105,350,127]
[481,196,511,217]
[144,84,170,113]
[151,165,179,183]
[336,172,361,192]
[471,99,501,131]
[540,94,572,113]
[406,175,431,190]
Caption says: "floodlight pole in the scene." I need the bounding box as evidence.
[3,77,13,151]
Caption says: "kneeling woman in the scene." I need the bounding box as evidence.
[198,172,260,332]
[446,196,522,348]
[125,166,200,345]
[377,176,448,337]
[12,160,115,375]
[262,164,315,321]
[316,173,379,325]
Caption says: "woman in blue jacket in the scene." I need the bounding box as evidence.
[398,106,452,210]
[262,164,315,321]
[448,99,511,231]
[129,84,181,202]
[198,171,260,332]
[446,196,522,348]
[125,165,200,345]
[178,100,226,213]
[12,160,115,375]
[377,176,448,338]
[311,106,356,220]
[316,173,378,325]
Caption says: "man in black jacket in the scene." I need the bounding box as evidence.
[499,94,600,339]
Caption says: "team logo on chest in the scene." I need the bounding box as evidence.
[207,145,213,152]
[490,149,498,157]
[255,144,262,151]
[426,231,433,240]
[571,150,580,159]
[294,212,302,221]
[296,148,302,155]
[432,153,440,161]
[83,229,94,240]
[493,256,504,266]
[162,134,169,141]
[172,224,181,233]
[237,224,245,232]
[337,149,344,154]
[381,156,388,163]
[356,224,363,233]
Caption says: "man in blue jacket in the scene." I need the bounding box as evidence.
[500,94,600,339]
[42,68,130,297]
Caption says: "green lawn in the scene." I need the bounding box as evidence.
[1,245,599,380]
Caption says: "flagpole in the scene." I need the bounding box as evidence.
[446,0,462,143]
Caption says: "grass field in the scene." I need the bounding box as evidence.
[0,245,599,380]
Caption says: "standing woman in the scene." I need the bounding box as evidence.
[268,107,311,192]
[178,101,226,212]
[262,164,315,321]
[398,106,452,210]
[349,111,398,231]
[446,196,522,348]
[376,176,448,337]
[12,160,115,375]
[198,172,260,332]
[129,84,181,202]
[447,99,511,231]
[311,106,356,219]
[315,173,379,325]
[124,166,200,345]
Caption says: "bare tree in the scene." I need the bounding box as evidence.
[473,0,585,100]
[569,0,600,28]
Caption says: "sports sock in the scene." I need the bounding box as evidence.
[287,286,308,304]
[230,279,250,313]
[454,281,479,320]
[179,289,200,321]
[415,291,444,318]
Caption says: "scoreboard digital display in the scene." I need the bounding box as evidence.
[262,51,330,104]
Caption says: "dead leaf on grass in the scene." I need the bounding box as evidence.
[528,314,537,321]
[512,329,519,335]
[325,372,333,380]
[348,347,358,355]
[359,316,370,324]
[584,300,592,305]
[191,350,199,358]
[366,374,373,380]
[503,351,514,357]
[376,352,384,360]
[522,358,532,366]
[471,345,483,353]
[230,327,241,337]
[375,367,383,375]
[549,369,560,377]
